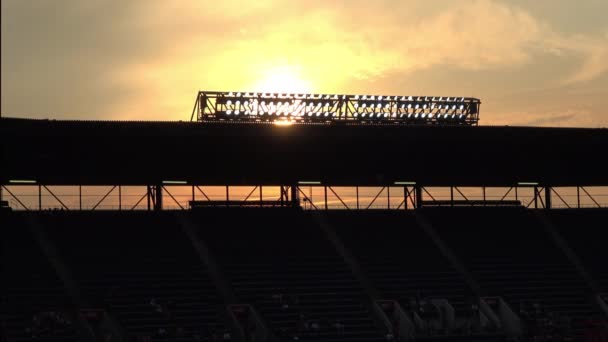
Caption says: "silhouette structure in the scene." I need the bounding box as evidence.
[1,115,607,342]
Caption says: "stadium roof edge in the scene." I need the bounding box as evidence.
[1,117,607,187]
[1,117,606,131]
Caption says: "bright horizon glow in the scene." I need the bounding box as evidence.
[252,65,313,94]
[273,120,294,126]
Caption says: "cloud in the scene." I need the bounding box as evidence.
[104,0,552,118]
[1,0,607,125]
[520,113,577,126]
[545,32,608,84]
[397,0,544,70]
[112,0,605,89]
[487,108,605,128]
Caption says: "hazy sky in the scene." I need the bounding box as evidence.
[2,0,607,127]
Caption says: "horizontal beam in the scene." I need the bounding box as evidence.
[4,181,608,187]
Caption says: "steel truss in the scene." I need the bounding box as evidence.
[2,184,606,211]
[191,91,481,126]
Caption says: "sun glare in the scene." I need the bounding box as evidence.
[252,65,313,94]
[273,120,294,127]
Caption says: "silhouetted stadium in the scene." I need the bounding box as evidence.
[2,91,608,342]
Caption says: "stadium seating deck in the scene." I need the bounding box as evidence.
[2,207,606,342]
[547,209,608,292]
[193,208,385,342]
[422,207,602,339]
[2,214,78,342]
[39,211,226,342]
[327,211,473,317]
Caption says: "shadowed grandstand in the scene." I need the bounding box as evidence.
[1,114,608,342]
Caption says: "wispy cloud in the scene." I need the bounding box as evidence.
[488,108,605,128]
[520,113,577,126]
[547,31,608,84]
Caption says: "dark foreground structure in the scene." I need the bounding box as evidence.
[1,115,608,342]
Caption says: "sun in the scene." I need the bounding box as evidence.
[252,65,313,94]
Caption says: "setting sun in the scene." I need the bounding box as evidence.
[252,65,313,94]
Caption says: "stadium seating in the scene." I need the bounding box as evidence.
[547,209,608,292]
[3,207,606,342]
[40,211,226,342]
[192,208,385,342]
[422,207,601,339]
[2,213,78,342]
[327,211,475,328]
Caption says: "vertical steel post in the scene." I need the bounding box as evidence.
[545,187,552,209]
[324,186,328,210]
[387,186,390,209]
[415,186,422,208]
[39,184,42,210]
[577,186,581,208]
[356,186,359,210]
[118,185,122,211]
[79,185,82,210]
[450,186,454,207]
[155,184,162,211]
[291,185,298,208]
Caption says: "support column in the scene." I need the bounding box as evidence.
[415,186,423,208]
[154,184,163,211]
[147,186,152,211]
[39,184,42,211]
[450,186,454,207]
[545,186,552,209]
[291,185,299,208]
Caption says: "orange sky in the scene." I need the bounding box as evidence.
[2,0,607,127]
